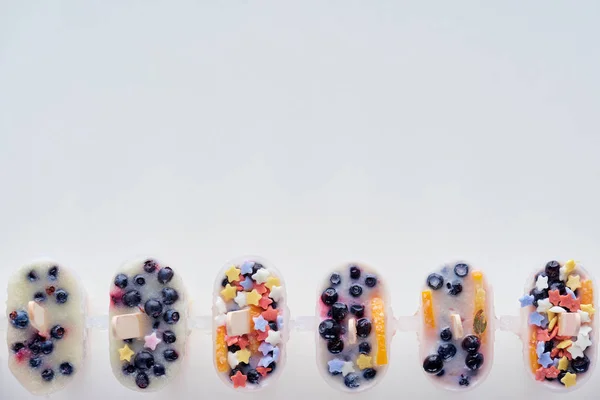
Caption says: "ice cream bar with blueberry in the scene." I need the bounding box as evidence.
[109,258,188,391]
[212,257,289,390]
[519,260,597,390]
[6,260,86,395]
[419,262,494,390]
[317,263,391,392]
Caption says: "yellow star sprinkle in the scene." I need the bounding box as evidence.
[565,260,576,274]
[581,304,595,316]
[265,276,281,290]
[566,274,581,291]
[558,356,569,371]
[246,289,261,306]
[118,344,135,362]
[556,340,573,349]
[225,266,241,283]
[356,354,373,370]
[560,372,577,388]
[220,284,238,301]
[236,348,251,364]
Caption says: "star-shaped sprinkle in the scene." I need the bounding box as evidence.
[538,352,554,368]
[118,344,135,362]
[341,361,355,377]
[529,312,547,327]
[579,325,592,337]
[266,329,282,345]
[567,345,584,359]
[565,259,576,273]
[259,295,273,310]
[574,334,592,351]
[252,268,271,284]
[254,283,268,294]
[537,298,553,313]
[272,346,280,361]
[237,336,249,349]
[558,356,569,371]
[536,275,549,291]
[277,315,284,330]
[545,366,560,379]
[215,297,227,314]
[239,277,254,291]
[234,291,247,307]
[556,340,573,349]
[580,304,595,316]
[246,289,261,306]
[144,332,162,351]
[560,372,577,388]
[226,335,239,346]
[240,261,255,275]
[258,355,275,368]
[269,285,284,302]
[578,310,591,323]
[328,358,345,374]
[220,284,238,301]
[548,290,561,306]
[565,288,576,299]
[566,274,582,291]
[258,341,274,355]
[262,306,278,322]
[215,314,226,326]
[256,366,271,377]
[228,351,239,368]
[537,329,551,342]
[265,276,280,290]
[225,266,241,283]
[519,294,535,307]
[230,370,247,388]
[356,354,373,370]
[559,294,580,312]
[535,367,547,381]
[256,326,270,341]
[253,315,269,332]
[536,341,546,357]
[236,348,251,364]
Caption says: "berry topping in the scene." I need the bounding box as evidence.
[136,372,150,389]
[55,289,69,304]
[153,364,166,376]
[327,338,344,354]
[423,354,444,374]
[364,275,377,288]
[123,290,142,307]
[440,327,452,342]
[363,368,377,380]
[11,342,25,353]
[161,287,179,305]
[447,281,463,296]
[321,288,338,305]
[427,273,444,290]
[356,318,372,338]
[330,272,342,286]
[134,275,146,286]
[465,353,484,370]
[34,292,46,303]
[41,368,55,381]
[454,263,469,277]
[358,342,371,354]
[163,309,180,324]
[114,274,128,289]
[29,357,42,368]
[572,355,590,373]
[349,266,361,279]
[350,304,365,318]
[134,351,155,370]
[461,335,481,354]
[50,325,65,339]
[27,270,39,282]
[144,259,158,272]
[48,266,59,281]
[545,260,561,282]
[331,302,348,321]
[459,375,470,386]
[246,369,261,384]
[164,349,179,362]
[344,373,360,388]
[319,319,341,340]
[10,310,29,329]
[163,330,176,344]
[122,363,136,375]
[437,343,457,361]
[144,299,164,318]
[157,267,174,284]
[349,284,363,298]
[41,341,54,355]
[59,362,74,375]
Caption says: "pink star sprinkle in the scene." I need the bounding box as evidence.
[144,332,162,351]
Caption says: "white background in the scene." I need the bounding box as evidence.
[1,1,600,399]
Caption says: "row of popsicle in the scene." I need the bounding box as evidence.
[5,257,596,395]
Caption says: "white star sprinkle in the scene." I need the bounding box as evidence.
[536,275,549,291]
[578,310,590,323]
[536,298,553,313]
[215,297,226,314]
[579,325,592,337]
[568,344,584,359]
[252,268,271,284]
[265,329,282,346]
[234,291,247,307]
[228,351,239,369]
[269,285,284,302]
[341,361,355,377]
[575,333,592,351]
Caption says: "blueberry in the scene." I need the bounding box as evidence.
[330,272,341,286]
[144,259,158,273]
[122,363,136,375]
[123,290,142,307]
[11,342,25,353]
[364,275,377,288]
[422,354,444,374]
[350,304,365,318]
[440,327,452,342]
[349,266,361,279]
[454,263,469,277]
[318,319,341,340]
[349,284,363,298]
[427,273,444,290]
[59,362,74,375]
[114,274,128,289]
[144,299,164,318]
[544,340,554,353]
[358,342,371,354]
[34,292,46,303]
[356,318,372,338]
[448,281,463,296]
[28,336,43,354]
[164,349,179,362]
[163,309,180,324]
[152,321,160,329]
[221,277,228,287]
[27,270,39,282]
[134,351,155,370]
[530,287,549,306]
[545,260,561,282]
[557,371,567,385]
[29,357,42,368]
[550,282,567,295]
[363,368,377,380]
[123,338,134,344]
[153,364,166,376]
[436,369,445,377]
[41,368,55,381]
[247,369,261,384]
[9,310,29,329]
[268,321,278,331]
[48,266,59,281]
[465,353,484,370]
[271,301,278,309]
[437,343,457,361]
[134,274,146,286]
[572,355,590,373]
[55,289,69,304]
[331,302,348,321]
[252,263,265,274]
[459,375,470,386]
[327,338,344,354]
[321,287,338,305]
[228,344,241,353]
[157,267,174,284]
[41,341,54,355]
[344,373,360,388]
[163,331,176,344]
[136,372,150,389]
[266,361,276,373]
[462,335,481,353]
[162,287,179,305]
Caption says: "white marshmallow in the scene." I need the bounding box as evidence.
[450,313,464,339]
[226,309,251,336]
[111,313,144,340]
[558,312,581,337]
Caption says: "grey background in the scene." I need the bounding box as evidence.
[1,1,600,399]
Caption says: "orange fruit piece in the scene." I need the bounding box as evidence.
[580,279,594,306]
[215,325,229,372]
[248,333,260,353]
[529,327,540,373]
[370,296,388,366]
[421,290,435,330]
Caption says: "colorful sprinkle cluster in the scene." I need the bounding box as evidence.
[521,260,595,388]
[111,260,182,389]
[318,264,387,390]
[214,261,285,389]
[9,265,75,383]
[421,263,488,387]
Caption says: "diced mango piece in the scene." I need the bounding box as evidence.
[215,325,228,372]
[580,280,594,306]
[475,288,486,316]
[371,297,388,366]
[472,271,483,288]
[422,290,435,330]
[529,327,540,373]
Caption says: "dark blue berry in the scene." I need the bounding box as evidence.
[164,349,179,362]
[572,355,590,373]
[114,274,128,289]
[28,336,42,354]
[550,282,567,295]
[228,344,241,353]
[454,263,469,278]
[331,302,348,321]
[41,368,55,381]
[50,325,65,339]
[545,260,561,282]
[157,267,174,284]
[423,354,444,374]
[267,361,276,373]
[163,331,176,344]
[246,369,261,384]
[319,319,341,339]
[271,301,278,309]
[447,281,462,296]
[358,342,371,354]
[48,266,59,281]
[440,327,452,342]
[163,309,180,324]
[136,372,150,389]
[356,318,372,338]
[327,338,344,354]
[29,357,42,368]
[437,343,457,361]
[152,321,160,329]
[459,375,470,386]
[134,351,155,370]
[363,368,377,380]
[143,259,158,273]
[221,277,228,287]
[427,273,444,290]
[349,285,363,297]
[349,266,361,279]
[364,275,377,288]
[436,369,445,377]
[330,272,341,286]
[55,289,69,304]
[9,310,29,329]
[11,342,25,353]
[344,373,360,388]
[252,263,265,274]
[59,362,74,375]
[123,290,142,307]
[27,270,39,282]
[462,335,481,353]
[34,292,46,303]
[465,353,484,370]
[268,321,278,331]
[321,287,338,305]
[153,364,165,376]
[41,341,54,355]
[530,287,549,306]
[123,338,133,344]
[161,287,179,305]
[134,275,146,286]
[144,299,163,318]
[122,363,136,375]
[350,304,364,318]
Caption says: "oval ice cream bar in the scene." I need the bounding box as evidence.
[212,258,289,390]
[316,263,391,392]
[6,260,86,395]
[519,260,597,390]
[109,258,188,391]
[419,262,494,389]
